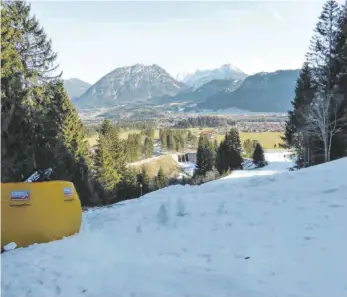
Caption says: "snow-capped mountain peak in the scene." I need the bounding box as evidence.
[178,64,248,89]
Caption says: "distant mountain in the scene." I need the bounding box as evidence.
[198,69,300,112]
[152,79,242,104]
[178,64,248,89]
[63,78,91,100]
[74,64,187,109]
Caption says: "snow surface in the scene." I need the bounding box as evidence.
[2,153,347,297]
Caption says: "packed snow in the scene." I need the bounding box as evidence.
[2,153,347,297]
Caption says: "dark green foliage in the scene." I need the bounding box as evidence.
[137,166,151,194]
[216,129,243,174]
[98,119,126,173]
[117,168,140,200]
[93,136,120,202]
[174,116,236,128]
[154,167,168,190]
[252,143,266,166]
[284,0,347,163]
[143,137,154,158]
[159,128,191,152]
[195,135,215,176]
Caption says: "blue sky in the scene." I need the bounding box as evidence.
[29,1,329,84]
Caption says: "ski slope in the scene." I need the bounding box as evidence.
[2,153,347,297]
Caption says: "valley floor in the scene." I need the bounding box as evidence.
[2,153,347,297]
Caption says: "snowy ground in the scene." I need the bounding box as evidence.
[2,153,347,297]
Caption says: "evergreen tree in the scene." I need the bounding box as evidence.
[216,129,243,174]
[94,136,120,202]
[332,2,347,157]
[252,143,266,166]
[161,130,167,150]
[195,135,214,176]
[154,167,168,190]
[282,63,316,163]
[144,137,153,158]
[117,168,139,200]
[138,166,151,194]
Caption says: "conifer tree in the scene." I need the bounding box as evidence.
[117,168,139,200]
[138,166,151,194]
[154,167,168,190]
[195,135,214,176]
[144,137,153,158]
[94,136,120,201]
[283,63,316,163]
[252,142,266,167]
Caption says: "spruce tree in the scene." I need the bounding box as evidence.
[144,137,153,158]
[94,136,120,201]
[195,135,214,176]
[138,166,151,194]
[117,168,139,200]
[252,143,266,167]
[283,63,316,163]
[154,167,168,190]
[332,2,347,157]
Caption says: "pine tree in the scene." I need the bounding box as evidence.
[117,168,139,200]
[307,0,341,92]
[144,137,153,158]
[154,167,168,190]
[1,1,60,181]
[44,82,99,205]
[99,119,126,174]
[138,166,151,194]
[303,0,344,162]
[161,130,167,150]
[332,2,347,157]
[216,129,243,174]
[283,63,316,163]
[195,135,214,176]
[252,143,266,167]
[94,136,120,201]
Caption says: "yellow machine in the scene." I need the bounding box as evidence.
[1,181,82,249]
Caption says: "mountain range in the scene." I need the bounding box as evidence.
[73,64,186,109]
[177,64,248,89]
[198,70,300,112]
[66,63,300,113]
[63,78,91,100]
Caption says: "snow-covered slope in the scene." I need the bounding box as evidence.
[2,154,347,297]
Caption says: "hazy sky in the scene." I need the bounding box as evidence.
[29,0,330,84]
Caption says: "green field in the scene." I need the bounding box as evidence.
[87,129,284,150]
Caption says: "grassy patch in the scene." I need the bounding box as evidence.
[128,155,180,178]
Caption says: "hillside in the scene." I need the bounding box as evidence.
[3,154,347,297]
[152,78,242,104]
[73,64,187,110]
[199,69,300,112]
[63,78,91,100]
[178,64,248,89]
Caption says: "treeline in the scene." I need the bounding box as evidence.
[93,120,169,200]
[190,128,265,185]
[0,1,160,206]
[116,120,156,131]
[1,0,100,205]
[283,0,347,164]
[159,129,198,152]
[174,116,236,128]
